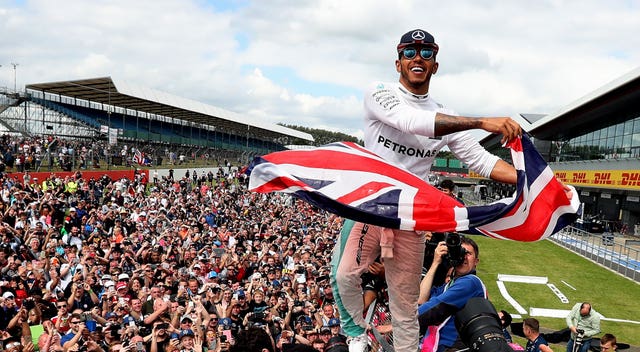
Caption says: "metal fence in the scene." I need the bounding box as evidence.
[550,226,640,282]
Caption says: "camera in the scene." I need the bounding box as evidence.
[425,232,467,267]
[23,298,36,310]
[139,326,151,336]
[454,297,514,352]
[444,232,466,267]
[106,325,121,340]
[251,312,264,320]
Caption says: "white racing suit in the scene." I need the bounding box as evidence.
[330,81,499,352]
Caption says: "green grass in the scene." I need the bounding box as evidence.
[473,236,640,346]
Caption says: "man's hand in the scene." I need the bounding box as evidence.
[479,117,522,145]
[368,262,385,277]
[561,182,574,200]
[432,242,447,266]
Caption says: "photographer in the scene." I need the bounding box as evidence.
[417,235,486,352]
[149,321,172,352]
[565,302,600,352]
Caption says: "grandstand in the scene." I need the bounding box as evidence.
[479,66,640,236]
[0,77,313,166]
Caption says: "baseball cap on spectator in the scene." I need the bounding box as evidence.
[104,280,115,289]
[179,329,194,339]
[213,240,222,247]
[105,312,117,319]
[116,282,128,291]
[320,326,331,335]
[208,271,218,279]
[281,276,291,282]
[235,289,245,298]
[325,335,348,351]
[69,207,76,212]
[218,318,232,328]
[2,292,14,299]
[193,264,201,270]
[180,315,193,323]
[297,315,312,325]
[328,318,341,327]
[118,273,130,281]
[101,274,112,281]
[123,316,136,326]
[271,280,281,287]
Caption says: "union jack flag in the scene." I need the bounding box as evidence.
[247,135,580,241]
[133,149,144,166]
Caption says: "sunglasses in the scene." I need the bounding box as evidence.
[57,304,67,308]
[401,47,435,60]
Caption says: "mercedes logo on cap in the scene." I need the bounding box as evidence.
[412,30,426,40]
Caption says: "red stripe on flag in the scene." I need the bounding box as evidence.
[264,149,426,188]
[251,176,308,194]
[478,179,572,241]
[336,181,394,204]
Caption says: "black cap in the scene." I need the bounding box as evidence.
[397,29,438,52]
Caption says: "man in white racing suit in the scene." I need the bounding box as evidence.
[331,28,522,352]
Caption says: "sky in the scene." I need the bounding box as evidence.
[1,0,640,141]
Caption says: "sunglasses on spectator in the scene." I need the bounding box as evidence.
[57,304,67,308]
[400,47,435,60]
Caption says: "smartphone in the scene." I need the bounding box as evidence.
[222,329,232,341]
[232,293,238,301]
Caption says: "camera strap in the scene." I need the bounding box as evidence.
[355,224,369,266]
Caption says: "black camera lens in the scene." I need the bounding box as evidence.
[445,232,466,267]
[455,297,514,352]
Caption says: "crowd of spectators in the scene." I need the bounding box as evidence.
[0,134,247,173]
[0,154,350,352]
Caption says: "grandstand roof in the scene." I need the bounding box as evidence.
[481,65,640,146]
[25,77,313,142]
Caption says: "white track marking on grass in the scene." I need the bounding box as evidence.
[530,308,571,318]
[600,317,640,324]
[497,280,527,314]
[546,283,569,303]
[498,273,638,326]
[497,274,548,284]
[561,280,576,290]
